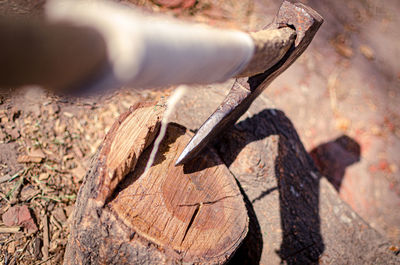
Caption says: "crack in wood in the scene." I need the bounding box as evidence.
[180,202,202,246]
[178,194,240,207]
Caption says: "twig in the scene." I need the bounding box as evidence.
[34,255,55,265]
[12,239,31,264]
[50,215,62,231]
[42,215,49,262]
[6,175,24,201]
[0,226,20,233]
[0,168,26,184]
[17,240,31,262]
[0,191,10,203]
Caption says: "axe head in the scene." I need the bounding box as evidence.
[175,1,323,166]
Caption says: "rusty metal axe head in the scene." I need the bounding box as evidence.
[175,1,323,166]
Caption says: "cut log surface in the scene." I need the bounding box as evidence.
[109,124,248,262]
[64,101,248,264]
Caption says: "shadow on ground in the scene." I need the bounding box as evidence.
[215,109,324,264]
[207,105,362,265]
[310,135,361,191]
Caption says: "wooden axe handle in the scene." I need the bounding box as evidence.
[0,0,297,94]
[0,16,107,92]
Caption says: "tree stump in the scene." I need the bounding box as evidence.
[64,102,248,264]
[65,84,400,264]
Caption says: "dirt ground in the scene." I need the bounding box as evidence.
[0,0,399,264]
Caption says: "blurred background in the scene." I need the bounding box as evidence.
[0,0,399,263]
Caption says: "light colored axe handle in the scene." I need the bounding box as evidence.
[0,0,295,93]
[0,16,107,92]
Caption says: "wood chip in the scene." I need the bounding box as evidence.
[359,44,375,60]
[17,155,43,164]
[53,207,67,223]
[8,128,20,140]
[28,149,46,159]
[20,185,39,201]
[46,104,60,115]
[333,42,353,58]
[71,165,86,183]
[34,237,42,259]
[38,173,49,181]
[73,146,84,158]
[335,117,351,132]
[64,206,74,219]
[0,226,20,233]
[0,174,12,184]
[331,34,353,58]
[63,112,74,118]
[7,240,16,253]
[42,215,49,261]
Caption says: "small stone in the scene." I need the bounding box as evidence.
[340,214,352,224]
[55,121,67,136]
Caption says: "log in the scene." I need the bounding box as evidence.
[65,84,400,264]
[64,102,248,264]
[65,85,399,264]
[171,85,400,264]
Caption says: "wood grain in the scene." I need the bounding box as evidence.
[109,124,247,262]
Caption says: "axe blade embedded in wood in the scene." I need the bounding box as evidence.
[175,1,323,166]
